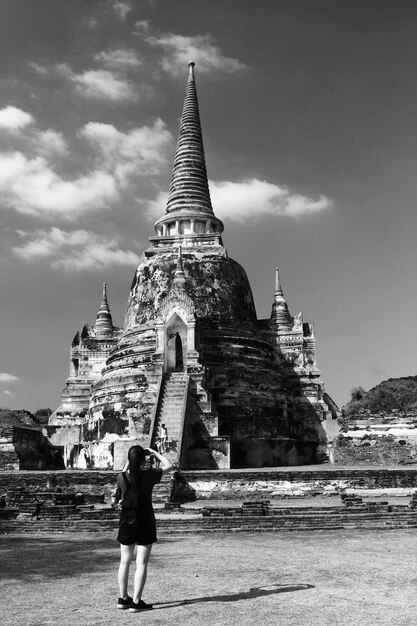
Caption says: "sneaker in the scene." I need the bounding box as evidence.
[117,595,133,609]
[129,600,153,613]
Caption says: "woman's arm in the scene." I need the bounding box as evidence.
[147,448,173,474]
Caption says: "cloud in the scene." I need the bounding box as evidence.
[35,129,68,157]
[58,64,138,102]
[0,105,67,156]
[0,108,173,219]
[210,179,333,221]
[147,190,168,218]
[147,178,333,221]
[13,228,141,271]
[136,20,150,32]
[0,151,118,218]
[113,0,132,20]
[80,119,173,184]
[0,373,19,383]
[137,25,247,76]
[0,106,34,131]
[95,48,142,68]
[29,61,48,75]
[2,390,14,397]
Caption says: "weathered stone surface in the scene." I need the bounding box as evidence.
[126,252,256,329]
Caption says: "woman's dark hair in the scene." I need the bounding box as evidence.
[128,446,147,482]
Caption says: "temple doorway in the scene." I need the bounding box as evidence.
[175,333,184,370]
[165,312,187,372]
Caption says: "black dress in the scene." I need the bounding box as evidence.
[116,468,163,546]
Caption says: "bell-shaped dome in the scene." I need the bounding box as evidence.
[125,248,257,331]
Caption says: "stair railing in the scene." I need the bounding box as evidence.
[177,374,190,470]
[148,374,164,449]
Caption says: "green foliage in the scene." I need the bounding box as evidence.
[350,386,366,402]
[33,408,52,426]
[343,376,417,416]
[0,408,38,428]
[0,407,52,429]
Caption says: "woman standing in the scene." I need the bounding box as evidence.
[115,445,173,613]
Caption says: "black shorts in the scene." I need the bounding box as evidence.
[117,510,157,546]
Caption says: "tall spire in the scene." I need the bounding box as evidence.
[165,61,213,216]
[270,269,293,330]
[94,282,114,337]
[154,62,223,239]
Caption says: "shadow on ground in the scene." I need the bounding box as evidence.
[0,535,117,581]
[155,583,315,608]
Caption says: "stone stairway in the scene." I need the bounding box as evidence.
[152,372,188,464]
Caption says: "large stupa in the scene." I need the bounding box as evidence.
[50,62,339,469]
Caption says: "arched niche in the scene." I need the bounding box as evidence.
[165,312,187,372]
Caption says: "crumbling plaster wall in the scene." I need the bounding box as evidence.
[172,467,417,501]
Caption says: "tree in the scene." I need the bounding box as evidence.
[350,386,366,402]
[33,408,52,426]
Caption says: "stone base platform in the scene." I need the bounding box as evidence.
[1,465,417,506]
[2,496,417,535]
[1,465,417,535]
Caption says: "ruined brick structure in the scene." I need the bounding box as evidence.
[336,409,417,465]
[50,62,339,470]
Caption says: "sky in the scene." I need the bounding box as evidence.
[0,0,416,412]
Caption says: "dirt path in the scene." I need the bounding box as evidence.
[1,529,416,625]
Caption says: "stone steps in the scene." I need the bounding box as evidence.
[151,373,187,461]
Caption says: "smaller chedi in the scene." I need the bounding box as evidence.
[50,283,122,423]
[47,283,123,468]
[48,62,339,470]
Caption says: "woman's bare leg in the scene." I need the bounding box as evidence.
[118,544,135,598]
[133,544,153,603]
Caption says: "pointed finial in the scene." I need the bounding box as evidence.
[270,268,293,329]
[275,268,283,295]
[177,244,183,270]
[188,60,195,82]
[94,282,113,336]
[173,245,186,288]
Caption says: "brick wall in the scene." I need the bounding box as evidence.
[0,470,119,502]
[172,467,417,501]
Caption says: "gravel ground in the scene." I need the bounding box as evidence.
[1,529,417,625]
